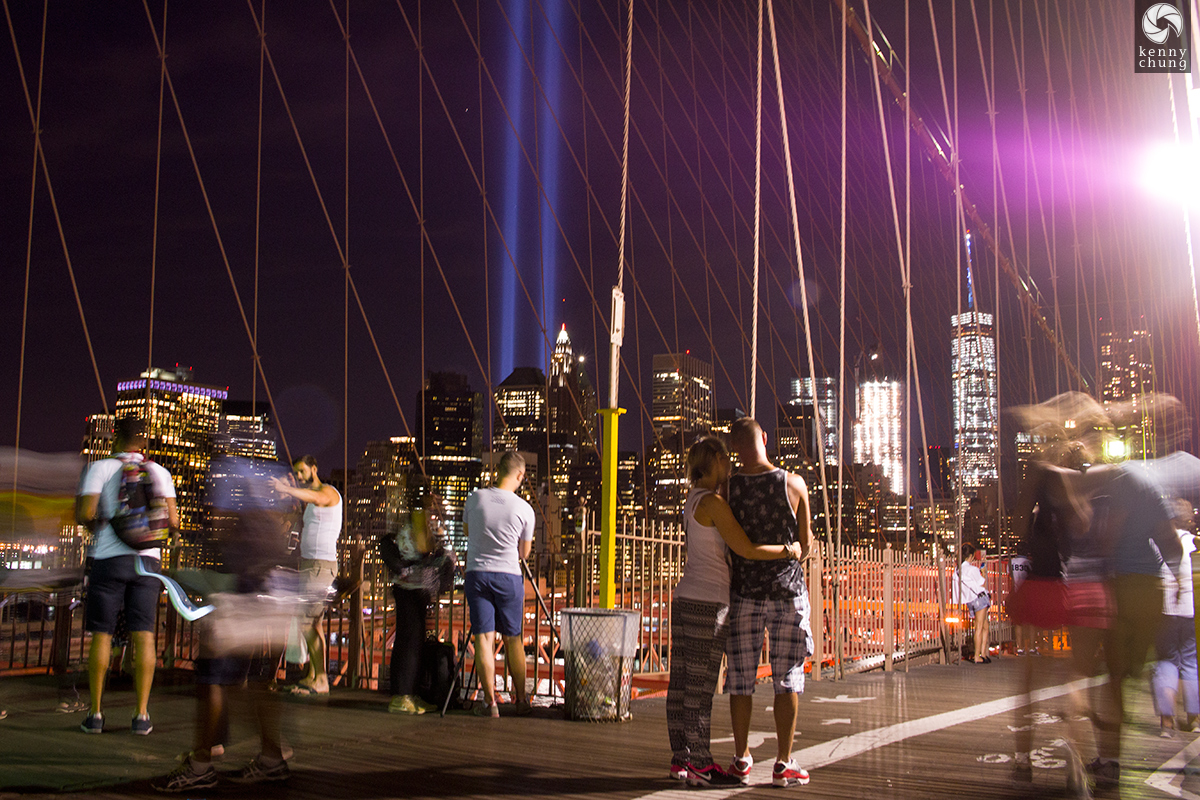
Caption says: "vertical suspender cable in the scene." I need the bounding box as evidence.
[480,0,494,450]
[903,0,912,670]
[764,0,836,674]
[419,0,426,464]
[344,0,351,485]
[859,0,941,660]
[11,0,47,533]
[836,0,848,681]
[4,0,109,416]
[608,0,633,409]
[750,0,762,419]
[253,0,265,410]
[1171,71,1200,351]
[148,0,167,402]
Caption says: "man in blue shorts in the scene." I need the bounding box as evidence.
[724,417,814,788]
[463,451,534,717]
[75,415,178,735]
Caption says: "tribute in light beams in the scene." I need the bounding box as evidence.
[495,0,568,380]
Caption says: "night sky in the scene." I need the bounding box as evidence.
[1,1,1196,481]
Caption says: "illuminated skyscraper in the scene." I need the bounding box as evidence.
[493,367,548,454]
[788,377,839,465]
[951,310,998,500]
[1099,328,1156,457]
[652,353,714,436]
[346,436,420,543]
[549,325,598,445]
[82,414,115,464]
[616,451,646,519]
[417,372,484,554]
[547,325,599,504]
[919,445,952,499]
[952,230,999,516]
[852,378,904,495]
[112,366,227,540]
[712,407,746,440]
[649,353,714,519]
[214,401,277,462]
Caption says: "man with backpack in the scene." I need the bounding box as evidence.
[75,415,178,735]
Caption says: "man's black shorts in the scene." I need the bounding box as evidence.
[85,555,162,634]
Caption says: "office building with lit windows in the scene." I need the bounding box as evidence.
[493,367,548,455]
[549,325,598,446]
[649,353,713,519]
[346,436,420,544]
[951,310,999,505]
[852,378,904,495]
[82,414,115,464]
[712,407,745,440]
[616,451,646,519]
[1099,328,1156,457]
[214,401,277,461]
[111,366,227,541]
[417,372,484,555]
[547,325,600,505]
[651,353,714,436]
[787,377,839,465]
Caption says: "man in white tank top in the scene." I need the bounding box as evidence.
[272,455,342,695]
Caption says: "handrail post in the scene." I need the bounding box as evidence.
[883,544,894,671]
[810,543,824,681]
[50,592,72,676]
[348,541,366,687]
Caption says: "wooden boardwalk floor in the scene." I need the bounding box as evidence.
[1,655,1198,799]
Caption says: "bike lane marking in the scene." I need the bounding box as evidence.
[634,675,1106,800]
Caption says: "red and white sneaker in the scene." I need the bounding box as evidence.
[669,763,689,781]
[728,755,753,785]
[772,760,810,787]
[687,763,744,788]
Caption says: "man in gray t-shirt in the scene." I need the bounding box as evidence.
[463,451,534,717]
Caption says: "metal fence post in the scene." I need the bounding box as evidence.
[810,543,824,681]
[50,592,72,676]
[883,545,894,672]
[348,541,366,687]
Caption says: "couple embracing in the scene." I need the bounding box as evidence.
[666,417,815,789]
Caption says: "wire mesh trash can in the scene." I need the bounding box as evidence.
[560,608,640,721]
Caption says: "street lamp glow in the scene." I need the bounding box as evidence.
[1140,142,1200,206]
[1104,438,1129,460]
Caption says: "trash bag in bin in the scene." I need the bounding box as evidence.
[560,608,640,722]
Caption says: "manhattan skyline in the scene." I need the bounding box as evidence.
[1,2,1196,473]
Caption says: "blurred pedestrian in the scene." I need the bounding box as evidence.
[153,457,294,792]
[1152,501,1199,737]
[380,490,453,715]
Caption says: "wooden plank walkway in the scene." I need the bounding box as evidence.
[0,655,1197,798]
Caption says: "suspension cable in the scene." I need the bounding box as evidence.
[4,0,109,415]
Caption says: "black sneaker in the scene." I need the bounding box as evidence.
[226,755,290,784]
[131,714,153,735]
[152,761,219,793]
[687,763,744,788]
[80,712,104,734]
[772,760,811,787]
[1087,758,1119,787]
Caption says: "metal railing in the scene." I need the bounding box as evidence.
[1,524,1015,688]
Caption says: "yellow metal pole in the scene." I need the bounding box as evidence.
[598,407,624,609]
